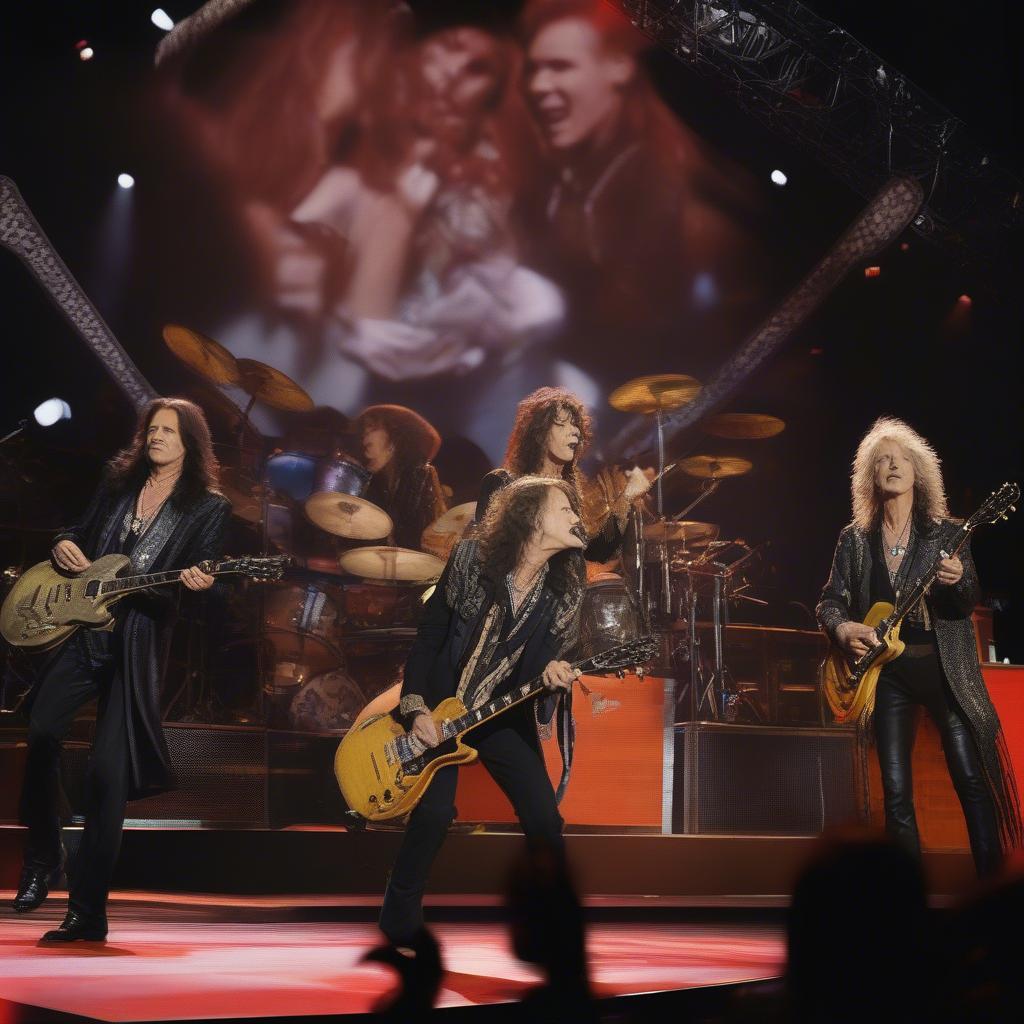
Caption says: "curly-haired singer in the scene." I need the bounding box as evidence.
[475,386,649,564]
[817,417,1021,876]
[14,399,230,941]
[379,477,589,944]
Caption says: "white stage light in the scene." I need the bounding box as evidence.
[770,169,788,186]
[151,9,175,31]
[117,173,135,190]
[33,399,72,427]
[79,46,95,61]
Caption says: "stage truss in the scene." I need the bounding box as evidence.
[613,0,1022,275]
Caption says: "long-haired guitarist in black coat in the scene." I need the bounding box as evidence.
[379,476,588,945]
[14,398,230,941]
[816,417,1021,877]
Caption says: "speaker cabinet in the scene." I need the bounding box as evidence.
[672,722,860,835]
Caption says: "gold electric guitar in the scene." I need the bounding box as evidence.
[334,634,658,822]
[1,554,287,652]
[822,482,1018,724]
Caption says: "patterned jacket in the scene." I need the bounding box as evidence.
[816,518,1021,851]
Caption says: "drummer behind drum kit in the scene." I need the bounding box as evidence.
[164,325,784,730]
[608,377,784,722]
[161,325,458,733]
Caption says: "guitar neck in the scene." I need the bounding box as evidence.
[439,653,601,740]
[99,567,228,597]
[890,524,971,626]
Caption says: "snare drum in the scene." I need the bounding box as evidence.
[314,456,371,497]
[263,580,342,641]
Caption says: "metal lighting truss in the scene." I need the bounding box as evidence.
[613,0,1023,271]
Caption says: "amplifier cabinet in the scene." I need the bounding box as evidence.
[672,722,860,835]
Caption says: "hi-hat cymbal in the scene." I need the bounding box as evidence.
[680,456,752,479]
[236,358,314,412]
[339,545,445,584]
[305,491,392,540]
[608,374,701,415]
[701,413,786,440]
[426,502,476,536]
[162,324,240,385]
[643,520,720,546]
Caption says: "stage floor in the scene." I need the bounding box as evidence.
[0,893,785,1021]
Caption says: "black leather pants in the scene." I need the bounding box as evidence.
[874,646,1001,877]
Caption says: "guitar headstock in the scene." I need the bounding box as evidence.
[965,482,1019,531]
[581,635,659,676]
[212,555,290,582]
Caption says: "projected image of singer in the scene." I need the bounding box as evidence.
[379,477,588,945]
[355,404,447,552]
[517,0,760,375]
[14,399,229,942]
[817,418,1021,877]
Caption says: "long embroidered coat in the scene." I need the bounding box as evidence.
[50,482,230,799]
[816,518,1021,851]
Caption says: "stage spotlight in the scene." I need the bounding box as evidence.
[770,169,787,186]
[33,399,72,428]
[957,294,972,307]
[864,265,881,278]
[117,173,135,190]
[79,46,95,61]
[692,271,718,308]
[151,8,175,31]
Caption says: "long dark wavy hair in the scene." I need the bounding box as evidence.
[106,398,221,506]
[503,387,591,492]
[354,404,441,477]
[478,476,585,597]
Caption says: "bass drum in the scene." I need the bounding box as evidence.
[289,668,366,734]
[578,576,643,660]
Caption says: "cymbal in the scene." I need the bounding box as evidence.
[218,465,263,524]
[162,324,240,385]
[236,358,314,412]
[338,545,445,584]
[679,455,753,480]
[608,374,701,415]
[643,520,719,546]
[702,413,785,440]
[426,501,476,536]
[305,491,392,540]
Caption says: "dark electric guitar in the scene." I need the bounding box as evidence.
[822,482,1018,723]
[334,634,658,822]
[1,554,288,651]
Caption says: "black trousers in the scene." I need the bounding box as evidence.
[874,646,1001,877]
[18,635,131,920]
[379,719,564,943]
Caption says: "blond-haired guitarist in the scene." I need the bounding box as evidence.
[817,417,1021,876]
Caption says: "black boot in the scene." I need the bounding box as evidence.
[13,852,65,913]
[39,910,108,943]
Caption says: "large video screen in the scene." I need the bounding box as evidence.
[155,0,769,462]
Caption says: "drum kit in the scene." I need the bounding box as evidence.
[161,325,461,732]
[603,377,782,722]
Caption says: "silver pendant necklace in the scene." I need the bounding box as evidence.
[884,514,911,558]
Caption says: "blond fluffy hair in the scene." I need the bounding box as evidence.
[850,417,949,531]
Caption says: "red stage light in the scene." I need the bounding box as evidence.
[900,242,910,251]
[957,294,972,306]
[864,266,881,278]
[809,347,823,356]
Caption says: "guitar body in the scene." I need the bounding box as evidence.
[334,696,479,821]
[0,554,131,652]
[822,601,904,723]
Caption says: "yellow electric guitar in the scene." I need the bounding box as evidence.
[1,553,287,652]
[822,482,1018,723]
[335,634,658,822]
